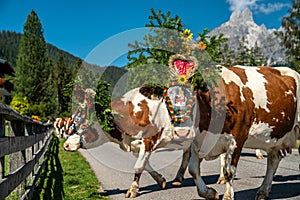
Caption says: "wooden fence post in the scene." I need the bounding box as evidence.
[0,104,53,199]
[0,115,5,179]
[10,121,26,196]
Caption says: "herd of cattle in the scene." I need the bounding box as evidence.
[56,65,300,200]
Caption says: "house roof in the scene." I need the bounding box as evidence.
[0,59,14,76]
[0,88,12,96]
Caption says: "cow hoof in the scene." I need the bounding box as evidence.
[159,178,167,189]
[256,152,264,159]
[125,182,139,198]
[255,192,269,200]
[171,177,183,186]
[216,176,226,184]
[125,189,139,198]
[199,187,219,200]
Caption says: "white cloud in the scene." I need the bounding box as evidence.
[226,0,289,14]
[257,3,290,14]
[226,0,258,11]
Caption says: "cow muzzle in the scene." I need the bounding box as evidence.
[174,129,190,139]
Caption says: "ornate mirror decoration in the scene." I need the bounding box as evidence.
[164,54,198,124]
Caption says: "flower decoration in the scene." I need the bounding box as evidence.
[181,29,193,42]
[197,41,207,50]
[163,54,199,124]
[177,75,188,85]
[168,54,198,80]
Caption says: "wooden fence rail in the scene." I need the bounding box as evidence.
[0,103,53,200]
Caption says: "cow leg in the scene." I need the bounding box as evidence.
[189,143,219,200]
[217,153,226,184]
[145,163,167,189]
[222,135,237,200]
[172,147,191,186]
[255,150,282,200]
[256,149,264,159]
[126,173,141,198]
[126,150,151,198]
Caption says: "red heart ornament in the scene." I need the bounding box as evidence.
[173,59,194,75]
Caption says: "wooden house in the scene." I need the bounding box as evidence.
[0,59,14,103]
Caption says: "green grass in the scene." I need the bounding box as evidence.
[33,135,107,200]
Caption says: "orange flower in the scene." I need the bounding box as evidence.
[197,42,207,50]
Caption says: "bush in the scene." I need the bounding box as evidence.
[10,94,30,115]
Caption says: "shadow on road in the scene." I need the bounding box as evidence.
[102,175,219,197]
[103,174,300,199]
[234,182,300,200]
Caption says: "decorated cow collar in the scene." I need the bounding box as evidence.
[164,54,198,124]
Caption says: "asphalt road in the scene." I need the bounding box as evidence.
[79,144,300,200]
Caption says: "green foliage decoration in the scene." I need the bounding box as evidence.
[127,9,227,90]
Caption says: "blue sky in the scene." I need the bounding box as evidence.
[0,0,292,66]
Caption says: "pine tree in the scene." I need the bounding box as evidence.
[250,41,266,66]
[219,43,235,66]
[235,36,251,65]
[278,0,300,71]
[14,10,56,119]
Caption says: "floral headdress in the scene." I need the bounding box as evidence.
[168,54,198,85]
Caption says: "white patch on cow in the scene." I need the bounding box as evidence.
[245,122,277,150]
[249,121,274,137]
[285,90,297,102]
[222,67,245,101]
[275,67,300,123]
[246,123,300,152]
[121,88,150,114]
[285,90,293,96]
[281,112,285,118]
[148,99,171,129]
[222,66,270,112]
[238,66,270,112]
[133,142,151,174]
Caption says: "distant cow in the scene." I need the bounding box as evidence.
[54,116,72,138]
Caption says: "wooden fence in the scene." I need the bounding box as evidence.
[0,103,53,200]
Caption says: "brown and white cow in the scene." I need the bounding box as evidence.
[64,65,300,199]
[54,116,72,138]
[186,65,300,200]
[64,85,208,198]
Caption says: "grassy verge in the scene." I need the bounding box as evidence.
[33,135,107,200]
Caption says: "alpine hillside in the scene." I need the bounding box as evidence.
[209,8,287,65]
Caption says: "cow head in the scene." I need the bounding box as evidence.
[64,134,81,151]
[64,124,108,151]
